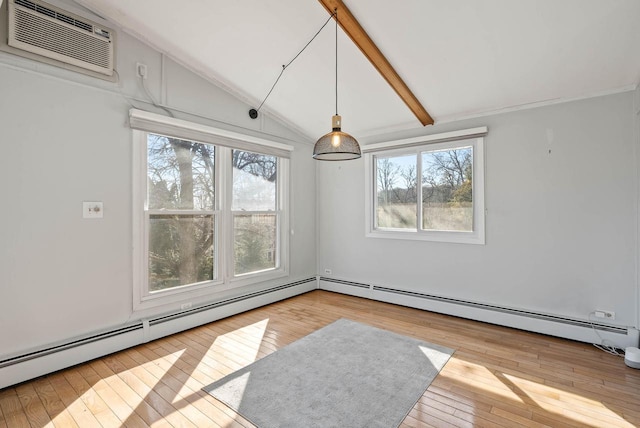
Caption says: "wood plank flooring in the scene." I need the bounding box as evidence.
[1,290,639,427]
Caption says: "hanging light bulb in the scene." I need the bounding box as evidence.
[314,114,360,160]
[313,9,361,161]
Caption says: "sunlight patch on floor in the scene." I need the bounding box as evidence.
[118,349,187,419]
[210,318,269,366]
[438,360,636,427]
[137,350,193,403]
[501,373,635,427]
[440,359,526,402]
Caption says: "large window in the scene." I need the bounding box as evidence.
[131,109,291,310]
[365,128,485,244]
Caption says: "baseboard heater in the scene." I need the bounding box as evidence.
[373,285,626,334]
[0,277,316,389]
[319,277,637,346]
[315,277,370,290]
[150,278,316,326]
[0,323,144,370]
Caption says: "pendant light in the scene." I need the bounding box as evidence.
[313,9,361,161]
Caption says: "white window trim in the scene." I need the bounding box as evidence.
[364,127,486,245]
[224,152,290,286]
[362,126,487,153]
[132,110,291,312]
[129,108,293,157]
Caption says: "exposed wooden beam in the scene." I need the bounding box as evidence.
[318,0,434,126]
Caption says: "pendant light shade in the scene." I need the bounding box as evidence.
[313,9,360,161]
[313,115,361,160]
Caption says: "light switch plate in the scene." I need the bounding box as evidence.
[83,201,103,218]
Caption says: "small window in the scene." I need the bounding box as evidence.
[365,130,485,244]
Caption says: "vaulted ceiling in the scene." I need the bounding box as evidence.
[77,0,640,141]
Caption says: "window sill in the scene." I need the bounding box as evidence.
[133,268,289,313]
[366,229,485,245]
[134,279,224,312]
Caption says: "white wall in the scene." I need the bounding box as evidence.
[317,91,638,329]
[635,83,640,330]
[0,0,316,358]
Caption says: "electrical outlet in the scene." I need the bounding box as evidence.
[324,268,332,275]
[136,62,148,79]
[595,310,615,320]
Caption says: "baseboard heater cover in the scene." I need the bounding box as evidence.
[150,277,316,326]
[319,277,629,335]
[0,277,316,389]
[315,277,370,290]
[373,285,626,334]
[0,323,143,369]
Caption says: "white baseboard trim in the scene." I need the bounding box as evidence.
[319,278,640,349]
[0,277,316,390]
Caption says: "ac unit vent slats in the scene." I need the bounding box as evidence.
[35,4,55,19]
[14,0,96,34]
[16,17,110,57]
[8,0,115,76]
[14,0,35,10]
[14,9,111,68]
[73,20,93,33]
[56,13,74,26]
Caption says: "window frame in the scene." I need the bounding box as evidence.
[364,127,486,245]
[131,109,291,312]
[225,150,288,282]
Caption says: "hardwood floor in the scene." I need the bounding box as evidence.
[1,290,639,427]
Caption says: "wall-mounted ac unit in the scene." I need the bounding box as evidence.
[6,0,115,77]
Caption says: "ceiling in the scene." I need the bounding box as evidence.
[76,0,640,141]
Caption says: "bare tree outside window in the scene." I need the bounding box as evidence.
[147,134,215,291]
[136,122,290,307]
[422,147,473,231]
[232,150,278,275]
[374,146,473,232]
[376,155,417,228]
[368,135,483,244]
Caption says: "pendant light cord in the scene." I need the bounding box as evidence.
[254,11,337,114]
[335,9,338,116]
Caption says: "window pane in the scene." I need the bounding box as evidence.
[422,147,473,231]
[147,134,215,210]
[232,150,277,211]
[234,214,277,275]
[148,214,214,292]
[376,154,417,229]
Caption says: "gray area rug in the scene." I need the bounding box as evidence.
[203,318,454,428]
